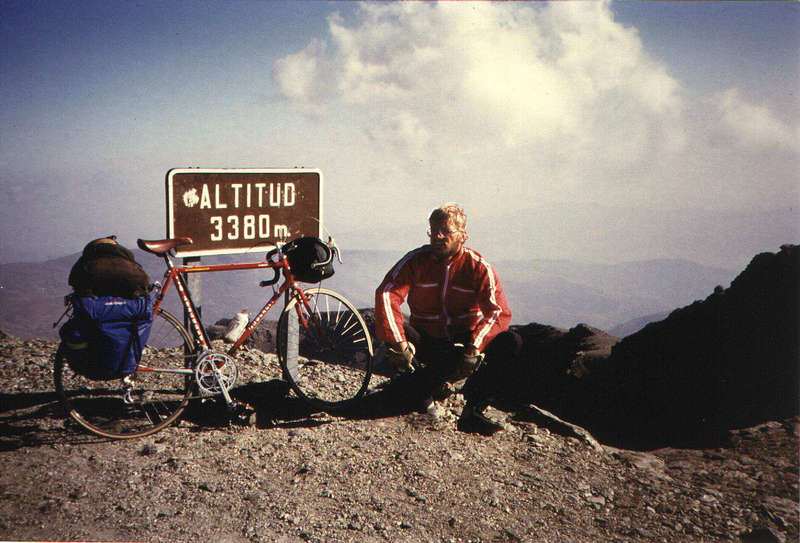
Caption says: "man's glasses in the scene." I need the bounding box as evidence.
[427,227,460,238]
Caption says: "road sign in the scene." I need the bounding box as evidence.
[166,168,323,257]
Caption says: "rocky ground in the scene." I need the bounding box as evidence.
[0,333,797,543]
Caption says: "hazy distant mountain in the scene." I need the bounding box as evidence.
[608,311,671,338]
[339,204,797,271]
[0,246,734,340]
[498,257,735,330]
[330,250,735,330]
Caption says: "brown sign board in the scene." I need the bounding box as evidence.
[166,168,323,258]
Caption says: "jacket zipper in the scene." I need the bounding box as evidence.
[441,262,452,340]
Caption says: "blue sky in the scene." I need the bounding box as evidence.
[1,1,798,268]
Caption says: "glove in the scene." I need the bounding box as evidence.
[448,350,483,382]
[386,342,416,374]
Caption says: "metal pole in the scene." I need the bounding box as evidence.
[284,289,299,381]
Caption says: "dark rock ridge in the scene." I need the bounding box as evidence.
[547,244,799,449]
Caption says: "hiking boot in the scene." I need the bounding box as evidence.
[422,396,446,420]
[431,381,455,401]
[457,405,504,436]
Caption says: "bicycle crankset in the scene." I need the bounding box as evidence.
[195,350,239,396]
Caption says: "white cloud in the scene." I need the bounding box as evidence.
[272,1,799,227]
[272,39,329,115]
[716,88,798,149]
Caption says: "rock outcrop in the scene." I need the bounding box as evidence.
[560,245,799,448]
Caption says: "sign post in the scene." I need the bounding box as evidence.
[166,168,322,361]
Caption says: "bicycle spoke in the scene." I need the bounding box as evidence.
[278,288,373,409]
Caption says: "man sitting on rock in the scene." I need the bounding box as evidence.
[375,203,522,435]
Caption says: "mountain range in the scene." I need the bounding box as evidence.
[0,245,736,341]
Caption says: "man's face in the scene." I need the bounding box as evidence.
[429,217,463,260]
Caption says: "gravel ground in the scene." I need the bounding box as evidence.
[1,333,797,543]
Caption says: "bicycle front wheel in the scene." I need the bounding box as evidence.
[54,309,196,439]
[277,287,373,410]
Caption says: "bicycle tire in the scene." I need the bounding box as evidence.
[54,308,196,439]
[277,287,373,410]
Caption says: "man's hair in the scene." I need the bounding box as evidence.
[429,203,468,242]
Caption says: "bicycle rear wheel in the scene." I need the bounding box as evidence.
[277,287,373,410]
[54,309,195,439]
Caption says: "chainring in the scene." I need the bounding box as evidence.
[194,350,238,396]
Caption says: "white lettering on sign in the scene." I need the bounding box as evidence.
[232,184,242,207]
[260,214,270,237]
[226,216,238,239]
[269,183,281,207]
[273,224,290,238]
[200,185,212,209]
[208,214,287,242]
[255,183,266,207]
[215,185,227,209]
[188,183,298,210]
[243,215,255,239]
[210,216,223,241]
[284,183,296,206]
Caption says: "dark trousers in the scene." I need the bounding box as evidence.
[402,324,523,409]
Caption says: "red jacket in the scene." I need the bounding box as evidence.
[375,245,512,352]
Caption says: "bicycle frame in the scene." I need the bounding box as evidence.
[148,251,313,359]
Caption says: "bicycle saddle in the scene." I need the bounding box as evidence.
[137,237,193,255]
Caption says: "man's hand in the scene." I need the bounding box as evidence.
[448,345,483,382]
[386,341,416,373]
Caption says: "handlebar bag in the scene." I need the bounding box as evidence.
[59,295,153,380]
[283,237,335,283]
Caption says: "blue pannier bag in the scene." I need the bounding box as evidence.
[59,295,153,380]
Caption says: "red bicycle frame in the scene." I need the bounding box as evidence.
[149,251,314,357]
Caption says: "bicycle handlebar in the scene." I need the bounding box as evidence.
[259,235,341,287]
[260,248,281,287]
[311,241,335,270]
[258,269,280,288]
[329,236,343,264]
